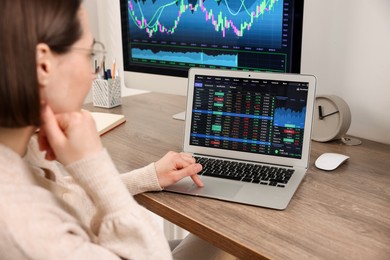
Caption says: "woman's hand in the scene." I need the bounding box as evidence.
[155,151,204,188]
[38,105,103,165]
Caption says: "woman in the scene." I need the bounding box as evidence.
[0,0,236,259]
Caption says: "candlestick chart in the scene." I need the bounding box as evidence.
[128,0,283,48]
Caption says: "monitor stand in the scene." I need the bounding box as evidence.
[172,111,185,121]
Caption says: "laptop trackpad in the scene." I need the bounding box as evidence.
[187,177,242,199]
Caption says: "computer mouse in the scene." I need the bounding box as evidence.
[315,153,350,171]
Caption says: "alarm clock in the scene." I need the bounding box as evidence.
[311,95,351,142]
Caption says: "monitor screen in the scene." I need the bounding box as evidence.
[120,0,304,78]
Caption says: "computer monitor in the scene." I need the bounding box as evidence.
[119,0,305,111]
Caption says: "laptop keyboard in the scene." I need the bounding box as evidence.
[194,156,294,188]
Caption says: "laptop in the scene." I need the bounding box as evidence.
[165,68,316,210]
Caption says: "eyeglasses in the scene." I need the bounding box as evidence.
[72,40,106,74]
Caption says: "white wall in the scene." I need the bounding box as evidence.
[85,0,390,144]
[83,1,100,103]
[300,0,390,144]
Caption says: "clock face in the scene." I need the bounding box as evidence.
[312,97,342,142]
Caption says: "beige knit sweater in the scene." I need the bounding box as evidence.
[0,137,172,259]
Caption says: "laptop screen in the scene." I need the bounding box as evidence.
[189,74,310,159]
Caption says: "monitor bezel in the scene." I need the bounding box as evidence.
[120,0,305,77]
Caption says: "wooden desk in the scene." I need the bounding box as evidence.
[85,93,390,259]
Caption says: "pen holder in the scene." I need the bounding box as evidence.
[92,77,121,108]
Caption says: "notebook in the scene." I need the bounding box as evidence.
[165,68,316,210]
[91,112,126,136]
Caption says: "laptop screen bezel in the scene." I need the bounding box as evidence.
[183,68,317,169]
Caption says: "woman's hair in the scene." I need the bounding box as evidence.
[0,0,83,127]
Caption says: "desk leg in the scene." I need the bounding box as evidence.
[164,220,189,240]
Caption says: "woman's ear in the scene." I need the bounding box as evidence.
[36,43,52,86]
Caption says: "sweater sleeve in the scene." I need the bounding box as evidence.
[0,183,129,260]
[120,163,163,195]
[64,149,172,260]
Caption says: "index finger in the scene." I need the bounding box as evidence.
[191,174,204,187]
[40,105,66,145]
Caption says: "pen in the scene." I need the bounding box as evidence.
[98,55,105,78]
[112,59,116,79]
[102,59,106,78]
[106,69,111,80]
